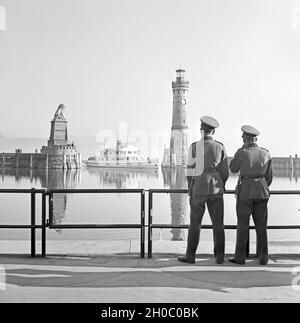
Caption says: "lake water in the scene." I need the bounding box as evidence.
[0,167,299,242]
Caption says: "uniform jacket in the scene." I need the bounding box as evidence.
[186,136,229,197]
[230,143,273,200]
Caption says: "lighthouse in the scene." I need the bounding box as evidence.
[162,69,189,167]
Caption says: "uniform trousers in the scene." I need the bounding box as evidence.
[186,195,225,262]
[235,199,269,265]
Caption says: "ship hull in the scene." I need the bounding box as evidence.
[83,161,159,169]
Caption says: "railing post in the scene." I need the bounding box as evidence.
[246,229,250,258]
[140,190,145,258]
[41,191,47,257]
[49,191,53,226]
[148,190,153,259]
[30,188,36,257]
[256,233,259,258]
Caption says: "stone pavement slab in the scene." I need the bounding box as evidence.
[0,240,299,303]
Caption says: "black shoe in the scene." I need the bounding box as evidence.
[260,259,268,266]
[228,258,245,265]
[177,256,195,264]
[216,257,224,265]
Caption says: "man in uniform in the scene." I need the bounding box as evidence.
[178,116,229,265]
[229,125,273,265]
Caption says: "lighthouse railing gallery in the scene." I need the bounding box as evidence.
[0,188,299,258]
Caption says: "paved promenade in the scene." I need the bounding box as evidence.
[0,240,299,303]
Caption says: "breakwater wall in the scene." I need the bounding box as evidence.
[1,152,81,169]
[227,155,300,170]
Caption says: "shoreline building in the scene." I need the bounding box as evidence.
[162,69,189,168]
[1,104,81,169]
[41,104,81,169]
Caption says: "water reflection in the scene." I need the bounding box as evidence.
[0,167,160,227]
[161,167,188,241]
[86,167,159,189]
[45,170,81,227]
[0,167,48,185]
[273,168,299,182]
[0,167,81,188]
[0,168,80,227]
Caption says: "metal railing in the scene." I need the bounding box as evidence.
[47,189,145,258]
[0,188,299,259]
[147,189,300,258]
[0,188,145,258]
[0,188,47,257]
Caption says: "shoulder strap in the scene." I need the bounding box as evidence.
[260,146,269,152]
[215,140,224,146]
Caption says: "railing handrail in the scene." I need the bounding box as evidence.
[0,188,299,194]
[0,188,45,193]
[148,188,300,195]
[48,188,145,193]
[0,188,145,194]
[150,224,300,229]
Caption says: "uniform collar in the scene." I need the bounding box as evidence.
[243,143,258,148]
[203,136,213,141]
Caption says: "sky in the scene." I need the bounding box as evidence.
[0,0,299,158]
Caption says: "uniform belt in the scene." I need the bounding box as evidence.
[241,174,264,180]
[204,169,218,173]
[192,170,218,179]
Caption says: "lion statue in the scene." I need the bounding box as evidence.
[54,104,66,120]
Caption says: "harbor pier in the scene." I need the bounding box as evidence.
[1,104,81,170]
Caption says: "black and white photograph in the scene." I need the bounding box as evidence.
[0,0,300,308]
